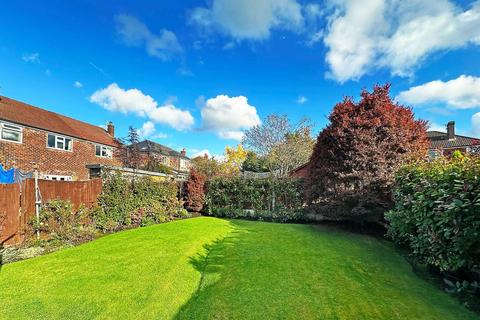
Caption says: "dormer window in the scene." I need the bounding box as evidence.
[95,145,113,158]
[0,122,22,143]
[47,133,73,151]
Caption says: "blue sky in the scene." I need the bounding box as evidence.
[1,0,480,157]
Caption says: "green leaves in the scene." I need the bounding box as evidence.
[387,157,480,274]
[205,177,305,222]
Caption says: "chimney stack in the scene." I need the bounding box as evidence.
[180,148,186,157]
[107,122,115,137]
[447,121,455,140]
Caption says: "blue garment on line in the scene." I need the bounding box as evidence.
[0,163,15,184]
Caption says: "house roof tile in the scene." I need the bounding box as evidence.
[427,131,480,149]
[0,96,118,147]
[134,140,190,159]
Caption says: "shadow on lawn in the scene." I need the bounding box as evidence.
[174,220,252,320]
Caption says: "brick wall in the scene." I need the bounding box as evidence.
[0,127,121,180]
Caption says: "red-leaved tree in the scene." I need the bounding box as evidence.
[306,84,429,223]
[184,169,206,212]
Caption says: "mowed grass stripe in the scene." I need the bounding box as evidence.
[0,217,476,320]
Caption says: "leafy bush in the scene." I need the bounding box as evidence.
[210,207,304,223]
[184,169,206,212]
[386,156,480,273]
[205,177,305,221]
[32,200,96,245]
[94,173,189,232]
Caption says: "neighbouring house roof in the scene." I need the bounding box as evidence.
[289,162,310,178]
[134,140,190,159]
[427,131,480,149]
[0,96,118,147]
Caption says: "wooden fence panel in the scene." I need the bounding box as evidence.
[0,184,21,245]
[1,178,102,245]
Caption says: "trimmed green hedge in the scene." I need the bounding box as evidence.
[386,156,480,273]
[204,177,305,222]
[94,173,189,231]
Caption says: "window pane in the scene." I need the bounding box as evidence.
[2,129,20,142]
[3,124,21,131]
[48,134,56,147]
[95,145,101,156]
[65,138,72,150]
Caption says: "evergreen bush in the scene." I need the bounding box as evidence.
[386,156,480,273]
[205,177,305,221]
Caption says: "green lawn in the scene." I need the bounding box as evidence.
[0,217,477,320]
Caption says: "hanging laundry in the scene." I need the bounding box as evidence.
[14,169,33,184]
[0,163,14,184]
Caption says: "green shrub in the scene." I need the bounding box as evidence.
[205,177,305,221]
[32,200,96,245]
[94,173,188,232]
[386,156,480,273]
[209,207,304,222]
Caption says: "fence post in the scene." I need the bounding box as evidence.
[34,166,40,240]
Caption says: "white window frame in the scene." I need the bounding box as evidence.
[43,174,72,181]
[95,144,113,158]
[46,133,73,152]
[0,121,23,144]
[180,158,188,170]
[467,145,480,155]
[427,149,442,160]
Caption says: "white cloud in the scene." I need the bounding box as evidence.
[324,0,480,82]
[297,95,308,104]
[190,0,304,41]
[397,75,480,109]
[472,112,480,136]
[22,52,39,63]
[138,121,155,138]
[115,14,183,61]
[191,149,212,158]
[74,81,83,88]
[149,104,194,131]
[90,83,157,116]
[200,95,260,140]
[218,130,245,141]
[90,83,194,131]
[152,132,169,139]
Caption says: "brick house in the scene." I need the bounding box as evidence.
[133,140,191,177]
[0,96,121,181]
[427,121,480,157]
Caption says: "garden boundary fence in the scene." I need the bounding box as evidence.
[0,178,102,245]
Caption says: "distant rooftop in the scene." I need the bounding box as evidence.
[427,131,480,149]
[133,140,189,159]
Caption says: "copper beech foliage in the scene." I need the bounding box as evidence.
[184,169,206,212]
[307,84,429,222]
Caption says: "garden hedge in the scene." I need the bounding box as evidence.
[386,156,480,274]
[204,177,305,222]
[94,173,189,231]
